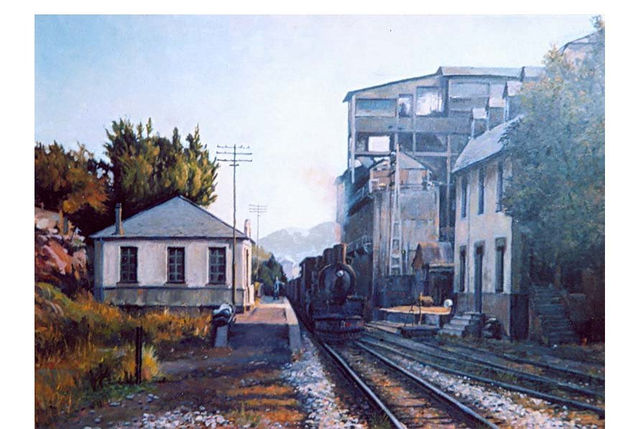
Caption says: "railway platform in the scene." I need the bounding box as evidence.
[229,295,301,353]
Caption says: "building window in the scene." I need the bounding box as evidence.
[168,247,185,283]
[398,94,412,117]
[120,247,137,283]
[478,167,485,214]
[356,98,396,117]
[495,238,506,293]
[450,81,490,99]
[459,246,466,292]
[496,161,504,212]
[416,87,443,116]
[367,135,391,152]
[461,176,468,218]
[208,247,226,284]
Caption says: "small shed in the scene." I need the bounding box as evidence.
[411,242,454,306]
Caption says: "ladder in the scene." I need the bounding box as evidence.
[389,140,403,276]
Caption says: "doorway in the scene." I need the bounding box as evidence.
[474,243,484,313]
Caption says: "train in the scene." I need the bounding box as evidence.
[286,243,365,343]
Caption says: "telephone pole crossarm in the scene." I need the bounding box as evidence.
[216,144,253,308]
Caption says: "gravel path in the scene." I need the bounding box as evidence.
[281,333,367,429]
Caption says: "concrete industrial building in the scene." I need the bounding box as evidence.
[337,65,541,314]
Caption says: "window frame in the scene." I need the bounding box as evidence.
[208,246,227,285]
[496,161,504,212]
[167,247,185,284]
[460,175,468,218]
[355,98,397,117]
[119,246,138,284]
[495,238,506,293]
[415,86,444,117]
[459,246,467,292]
[478,167,486,215]
[397,94,413,118]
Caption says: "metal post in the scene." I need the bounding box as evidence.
[232,145,237,306]
[135,326,143,384]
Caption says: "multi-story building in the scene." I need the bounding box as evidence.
[448,29,602,341]
[342,66,541,243]
[451,117,530,339]
[337,66,540,312]
[336,151,438,304]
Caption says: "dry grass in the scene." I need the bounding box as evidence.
[35,282,211,426]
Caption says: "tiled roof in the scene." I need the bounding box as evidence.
[452,117,521,173]
[91,195,249,240]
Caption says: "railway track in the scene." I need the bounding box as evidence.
[367,322,604,386]
[365,328,603,398]
[319,339,500,428]
[435,339,605,385]
[360,330,605,419]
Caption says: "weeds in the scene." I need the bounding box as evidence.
[35,282,210,425]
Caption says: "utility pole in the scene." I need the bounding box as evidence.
[389,140,403,276]
[217,144,252,307]
[248,204,267,279]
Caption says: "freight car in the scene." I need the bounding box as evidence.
[287,243,365,343]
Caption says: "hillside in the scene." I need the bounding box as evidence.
[258,221,340,278]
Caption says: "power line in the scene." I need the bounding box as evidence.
[248,204,267,279]
[217,144,252,307]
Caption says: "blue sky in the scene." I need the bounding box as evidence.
[35,15,595,236]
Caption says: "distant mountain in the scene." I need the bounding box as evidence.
[258,221,340,279]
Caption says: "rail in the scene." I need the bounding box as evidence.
[359,336,605,419]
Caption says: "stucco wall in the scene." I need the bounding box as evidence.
[94,237,253,308]
[454,157,514,295]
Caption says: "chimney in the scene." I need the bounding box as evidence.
[333,243,347,264]
[114,203,124,235]
[323,247,334,265]
[244,219,251,238]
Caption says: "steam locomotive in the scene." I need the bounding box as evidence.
[286,243,365,343]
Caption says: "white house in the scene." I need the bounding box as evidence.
[451,117,529,339]
[90,195,254,311]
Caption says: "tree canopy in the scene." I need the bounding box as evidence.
[35,118,219,235]
[35,142,108,217]
[503,18,604,285]
[105,118,219,216]
[254,254,288,291]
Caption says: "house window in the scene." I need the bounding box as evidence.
[459,246,466,292]
[478,167,485,214]
[496,161,504,212]
[168,247,185,283]
[495,238,506,293]
[356,99,396,117]
[398,94,412,117]
[208,247,226,284]
[461,176,468,218]
[120,247,137,283]
[416,87,443,116]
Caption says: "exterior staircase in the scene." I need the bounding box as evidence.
[439,312,485,338]
[530,284,579,345]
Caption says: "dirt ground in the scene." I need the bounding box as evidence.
[53,314,306,428]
